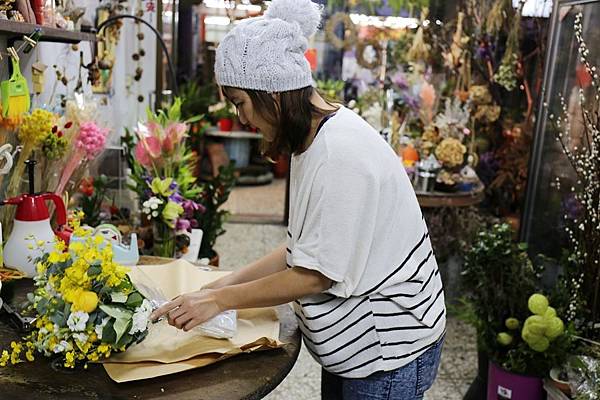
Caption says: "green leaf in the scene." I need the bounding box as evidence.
[88,265,102,277]
[102,320,116,343]
[36,298,49,315]
[100,305,133,320]
[113,318,132,344]
[50,311,65,327]
[111,292,128,303]
[126,292,143,308]
[115,332,133,349]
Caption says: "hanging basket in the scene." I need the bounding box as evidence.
[325,12,357,50]
[356,39,383,70]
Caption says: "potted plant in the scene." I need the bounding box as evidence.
[460,223,573,400]
[194,162,236,265]
[209,101,236,132]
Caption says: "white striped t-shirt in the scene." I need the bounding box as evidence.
[287,106,446,378]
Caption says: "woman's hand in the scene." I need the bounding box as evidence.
[150,289,223,332]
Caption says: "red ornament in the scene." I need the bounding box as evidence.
[145,1,155,12]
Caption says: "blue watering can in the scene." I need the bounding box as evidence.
[69,224,139,266]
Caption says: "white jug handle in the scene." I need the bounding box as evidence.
[0,144,13,175]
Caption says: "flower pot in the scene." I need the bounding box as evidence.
[549,368,571,396]
[487,362,544,400]
[218,118,233,132]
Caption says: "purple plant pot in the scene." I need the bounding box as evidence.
[487,362,544,400]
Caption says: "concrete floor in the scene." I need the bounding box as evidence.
[223,179,286,223]
[214,223,477,400]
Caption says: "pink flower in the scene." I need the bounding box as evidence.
[162,122,188,153]
[135,136,162,168]
[77,122,108,159]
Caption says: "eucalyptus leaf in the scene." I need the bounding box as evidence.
[102,320,116,343]
[111,292,128,303]
[100,305,133,320]
[50,311,65,327]
[113,318,132,344]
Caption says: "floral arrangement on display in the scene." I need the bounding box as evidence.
[0,214,151,369]
[208,101,236,123]
[124,99,204,258]
[460,223,573,377]
[0,97,110,235]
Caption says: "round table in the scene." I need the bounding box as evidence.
[415,181,485,208]
[0,258,301,400]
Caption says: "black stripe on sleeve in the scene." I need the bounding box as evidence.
[286,247,292,254]
[287,230,292,238]
[359,231,429,296]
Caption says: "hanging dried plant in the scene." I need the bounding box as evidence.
[407,8,430,62]
[485,0,507,36]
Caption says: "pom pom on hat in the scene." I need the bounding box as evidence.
[265,0,322,38]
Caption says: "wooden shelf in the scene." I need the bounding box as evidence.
[0,20,96,44]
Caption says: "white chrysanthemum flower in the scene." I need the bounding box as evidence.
[67,311,89,332]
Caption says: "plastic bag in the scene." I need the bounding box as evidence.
[567,355,600,399]
[134,271,237,340]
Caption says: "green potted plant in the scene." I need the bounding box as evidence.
[194,162,236,265]
[460,223,573,400]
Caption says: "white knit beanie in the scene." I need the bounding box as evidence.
[214,0,322,92]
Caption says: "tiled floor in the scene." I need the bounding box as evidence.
[214,223,478,400]
[223,179,287,222]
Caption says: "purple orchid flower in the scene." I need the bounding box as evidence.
[176,218,191,231]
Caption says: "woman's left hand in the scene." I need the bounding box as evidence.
[149,289,223,331]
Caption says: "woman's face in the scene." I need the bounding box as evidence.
[224,88,277,142]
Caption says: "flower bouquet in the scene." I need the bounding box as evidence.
[0,216,151,369]
[124,99,204,258]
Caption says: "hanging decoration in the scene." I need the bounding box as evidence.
[356,39,383,70]
[406,8,430,62]
[325,12,357,50]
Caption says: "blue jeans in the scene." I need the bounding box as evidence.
[321,336,444,400]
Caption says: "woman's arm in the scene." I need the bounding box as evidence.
[150,266,332,331]
[202,243,288,289]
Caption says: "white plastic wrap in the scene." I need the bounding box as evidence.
[567,355,600,400]
[135,276,237,340]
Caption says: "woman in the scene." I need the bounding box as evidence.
[150,0,446,398]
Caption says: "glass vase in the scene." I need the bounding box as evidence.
[152,221,176,258]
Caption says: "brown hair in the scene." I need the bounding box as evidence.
[221,85,336,159]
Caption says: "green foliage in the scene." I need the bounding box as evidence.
[179,81,218,121]
[194,163,236,258]
[459,223,573,376]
